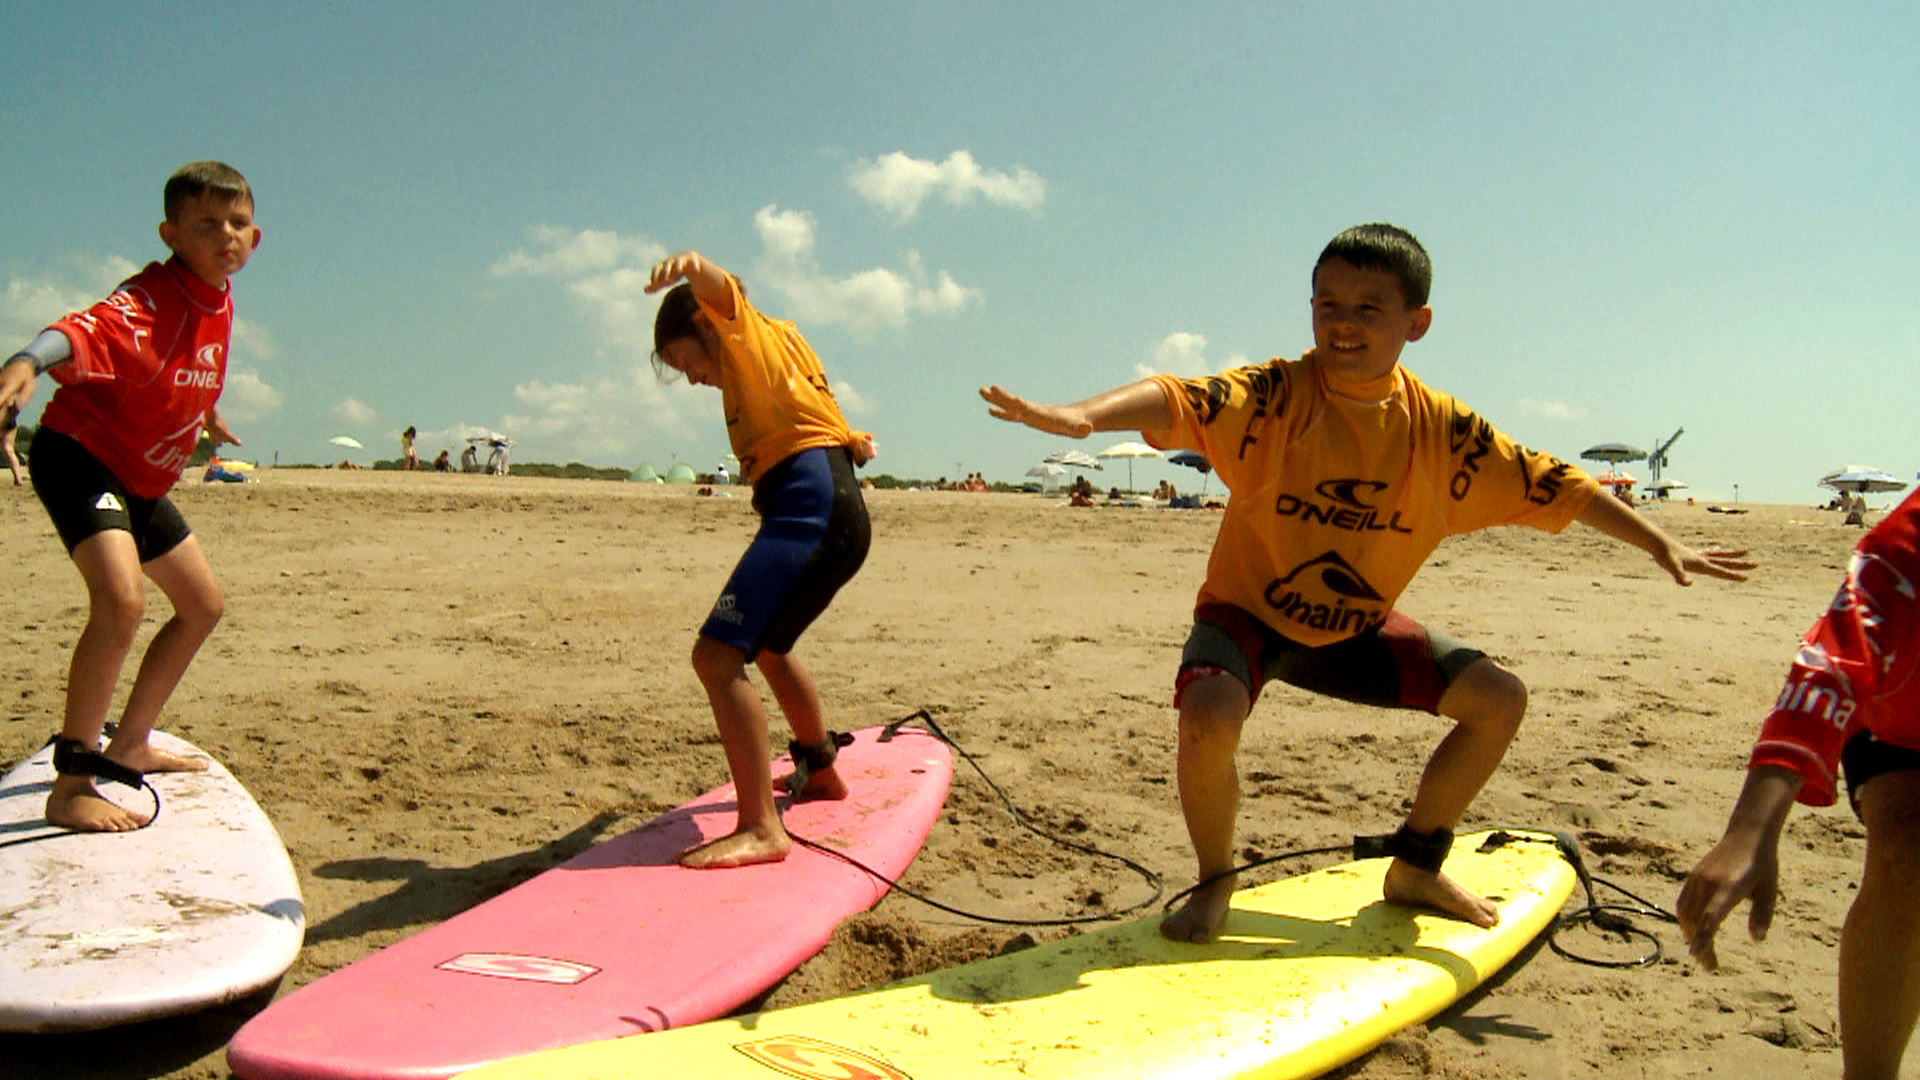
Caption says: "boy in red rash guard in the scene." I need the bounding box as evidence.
[0,161,261,832]
[1680,488,1920,1080]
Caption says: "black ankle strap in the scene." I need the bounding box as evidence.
[48,737,146,789]
[785,731,854,798]
[1353,823,1454,873]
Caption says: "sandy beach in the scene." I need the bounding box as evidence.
[0,469,1883,1079]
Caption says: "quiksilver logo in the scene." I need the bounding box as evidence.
[732,1034,914,1080]
[435,952,600,985]
[1263,551,1387,636]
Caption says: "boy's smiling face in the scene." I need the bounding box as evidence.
[1310,257,1431,382]
[159,192,261,287]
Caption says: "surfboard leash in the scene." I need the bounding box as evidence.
[785,708,1167,928]
[1484,828,1676,969]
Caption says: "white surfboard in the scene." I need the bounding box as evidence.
[0,730,305,1033]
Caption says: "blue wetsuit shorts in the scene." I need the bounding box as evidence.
[700,446,870,660]
[30,427,193,560]
[1176,602,1485,714]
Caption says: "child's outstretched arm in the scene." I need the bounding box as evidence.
[1676,765,1803,970]
[645,250,736,321]
[979,380,1173,439]
[1575,493,1754,585]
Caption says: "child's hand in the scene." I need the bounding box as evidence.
[646,252,706,294]
[1660,544,1755,586]
[979,385,1093,438]
[204,412,241,448]
[1,357,36,413]
[1676,830,1780,971]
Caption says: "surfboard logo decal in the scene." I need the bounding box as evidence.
[731,1034,913,1079]
[434,952,600,984]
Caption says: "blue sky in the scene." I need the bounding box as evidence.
[4,2,1915,503]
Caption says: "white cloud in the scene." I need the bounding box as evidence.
[500,372,700,460]
[1519,397,1587,421]
[333,397,377,426]
[851,151,1046,223]
[219,368,284,425]
[1134,331,1248,380]
[832,379,875,416]
[490,227,664,279]
[751,205,978,332]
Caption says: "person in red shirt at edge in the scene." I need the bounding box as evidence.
[1680,489,1920,1080]
[0,161,261,832]
[982,224,1755,943]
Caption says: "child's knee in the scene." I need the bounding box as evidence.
[1444,660,1527,734]
[690,636,747,685]
[1859,772,1920,870]
[1177,675,1251,744]
[88,584,146,640]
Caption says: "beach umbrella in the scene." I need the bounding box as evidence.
[329,435,364,450]
[1581,442,1646,466]
[1043,449,1102,471]
[1167,449,1213,495]
[1645,478,1688,498]
[1820,466,1907,494]
[1096,440,1163,491]
[664,462,697,485]
[630,463,660,483]
[1025,462,1066,493]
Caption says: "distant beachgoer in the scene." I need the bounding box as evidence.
[2,399,21,485]
[486,436,511,476]
[646,249,875,869]
[460,444,479,472]
[981,222,1754,943]
[402,425,418,471]
[433,449,451,472]
[1846,492,1868,527]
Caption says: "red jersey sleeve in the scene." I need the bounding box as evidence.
[1751,492,1920,805]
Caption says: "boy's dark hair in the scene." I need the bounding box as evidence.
[1314,223,1432,309]
[650,275,747,378]
[164,161,252,222]
[652,283,700,356]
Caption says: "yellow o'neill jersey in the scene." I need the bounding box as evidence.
[697,278,856,483]
[1146,352,1599,647]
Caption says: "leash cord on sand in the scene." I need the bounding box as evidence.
[1160,827,1675,970]
[787,708,1166,927]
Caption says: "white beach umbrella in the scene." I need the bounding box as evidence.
[1043,449,1103,471]
[1096,441,1163,491]
[329,435,364,450]
[1820,466,1906,494]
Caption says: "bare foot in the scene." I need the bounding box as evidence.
[108,743,207,774]
[46,775,149,832]
[677,828,792,869]
[1382,861,1500,928]
[1160,873,1237,943]
[777,764,849,802]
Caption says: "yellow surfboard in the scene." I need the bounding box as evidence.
[455,829,1577,1080]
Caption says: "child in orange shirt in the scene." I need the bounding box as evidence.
[984,224,1753,940]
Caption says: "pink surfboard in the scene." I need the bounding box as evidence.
[227,725,952,1080]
